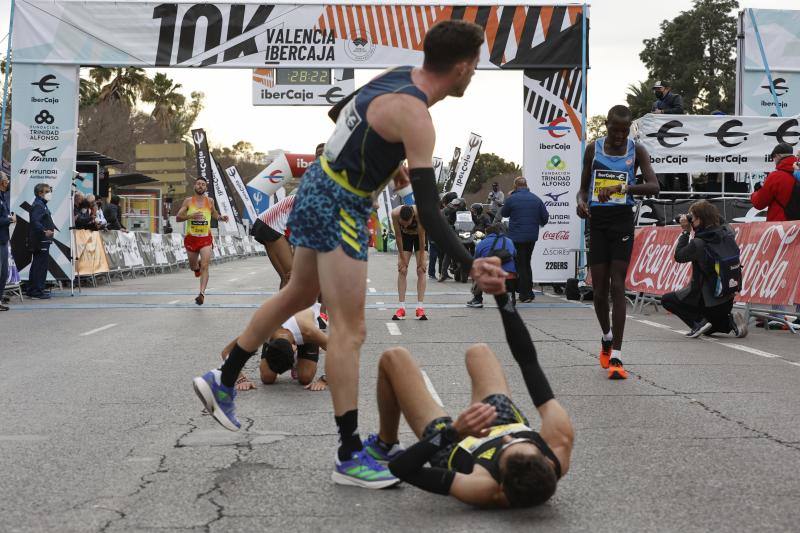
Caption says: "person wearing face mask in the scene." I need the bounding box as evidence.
[27,183,56,299]
[661,200,748,339]
[651,81,687,193]
[751,143,800,221]
[0,173,17,310]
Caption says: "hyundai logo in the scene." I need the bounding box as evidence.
[704,119,749,148]
[765,118,800,146]
[539,117,571,139]
[645,120,689,148]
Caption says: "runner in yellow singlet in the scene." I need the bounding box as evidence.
[176,178,229,305]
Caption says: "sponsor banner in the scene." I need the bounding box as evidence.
[375,186,395,252]
[449,133,482,197]
[191,128,216,209]
[13,3,586,70]
[741,9,800,73]
[626,223,800,305]
[135,232,155,267]
[118,231,144,267]
[444,147,461,191]
[214,157,244,228]
[99,230,125,271]
[9,64,79,282]
[225,166,258,222]
[253,68,355,106]
[5,243,20,286]
[209,154,241,235]
[432,157,444,185]
[171,233,189,263]
[740,72,800,117]
[634,113,800,173]
[523,68,584,283]
[74,230,110,276]
[150,233,169,265]
[246,152,314,213]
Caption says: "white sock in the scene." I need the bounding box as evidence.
[398,302,405,310]
[416,302,424,309]
[602,330,613,342]
[611,349,622,363]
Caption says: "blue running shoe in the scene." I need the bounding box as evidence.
[331,449,401,489]
[363,433,405,463]
[192,369,241,431]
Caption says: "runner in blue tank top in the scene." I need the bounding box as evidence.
[577,105,659,380]
[191,20,507,490]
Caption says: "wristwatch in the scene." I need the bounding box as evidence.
[442,424,460,443]
[620,183,629,194]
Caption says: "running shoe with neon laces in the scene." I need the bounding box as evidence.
[392,308,406,320]
[192,369,241,431]
[331,449,401,489]
[599,338,613,369]
[415,307,428,321]
[608,358,628,380]
[363,433,405,463]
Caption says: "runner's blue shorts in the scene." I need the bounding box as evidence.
[288,162,374,262]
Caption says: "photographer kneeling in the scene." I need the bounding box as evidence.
[662,200,748,339]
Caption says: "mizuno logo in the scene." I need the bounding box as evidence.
[33,147,57,157]
[645,120,689,148]
[545,191,569,202]
[704,119,749,148]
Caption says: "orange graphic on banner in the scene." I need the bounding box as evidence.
[74,230,110,276]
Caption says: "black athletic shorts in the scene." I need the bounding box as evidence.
[420,394,529,468]
[588,206,635,266]
[401,232,424,253]
[251,219,283,245]
[297,343,320,363]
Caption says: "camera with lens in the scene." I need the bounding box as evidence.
[674,213,693,225]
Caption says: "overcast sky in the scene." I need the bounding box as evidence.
[1,0,795,164]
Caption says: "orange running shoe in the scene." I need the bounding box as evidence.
[415,308,428,321]
[392,308,406,320]
[599,338,613,369]
[608,358,628,380]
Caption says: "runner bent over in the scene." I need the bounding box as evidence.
[251,195,296,289]
[192,20,506,489]
[577,105,659,379]
[176,178,229,305]
[391,204,427,321]
[364,293,574,507]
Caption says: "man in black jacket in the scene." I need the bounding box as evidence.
[103,195,126,231]
[27,183,56,299]
[661,200,747,338]
[652,81,688,192]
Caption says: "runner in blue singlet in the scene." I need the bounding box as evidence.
[191,20,507,490]
[577,105,659,380]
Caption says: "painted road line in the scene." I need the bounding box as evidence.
[637,319,674,330]
[718,343,781,359]
[167,299,180,305]
[228,278,238,282]
[80,323,118,337]
[369,288,377,293]
[421,370,444,408]
[386,322,401,336]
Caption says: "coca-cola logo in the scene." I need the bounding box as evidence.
[627,229,691,292]
[738,224,800,300]
[542,230,570,241]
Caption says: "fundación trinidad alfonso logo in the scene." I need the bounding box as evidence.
[539,117,571,138]
[646,120,689,148]
[546,155,567,170]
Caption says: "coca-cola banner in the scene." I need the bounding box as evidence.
[626,223,800,305]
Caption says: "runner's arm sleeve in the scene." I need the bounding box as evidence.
[493,293,554,407]
[410,168,473,269]
[388,430,457,495]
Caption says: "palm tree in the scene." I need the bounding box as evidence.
[625,79,656,119]
[79,78,101,108]
[89,67,149,107]
[142,73,186,130]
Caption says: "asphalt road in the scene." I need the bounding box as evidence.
[1,251,799,532]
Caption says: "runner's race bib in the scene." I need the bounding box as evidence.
[592,170,628,205]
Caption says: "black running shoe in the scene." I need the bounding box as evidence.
[687,320,712,338]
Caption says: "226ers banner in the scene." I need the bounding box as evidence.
[627,223,800,305]
[523,69,585,283]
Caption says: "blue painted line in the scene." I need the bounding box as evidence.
[9,302,589,311]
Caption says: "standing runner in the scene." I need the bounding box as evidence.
[391,204,427,321]
[576,105,659,379]
[191,20,506,489]
[176,178,229,305]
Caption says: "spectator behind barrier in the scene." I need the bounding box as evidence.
[104,195,127,231]
[751,143,799,221]
[661,200,747,339]
[0,172,16,311]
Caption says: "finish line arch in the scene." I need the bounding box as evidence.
[9,1,589,282]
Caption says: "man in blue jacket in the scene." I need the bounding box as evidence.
[467,223,516,308]
[0,172,16,311]
[27,183,56,299]
[501,177,548,302]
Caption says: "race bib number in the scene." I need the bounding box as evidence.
[592,170,628,204]
[324,97,361,163]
